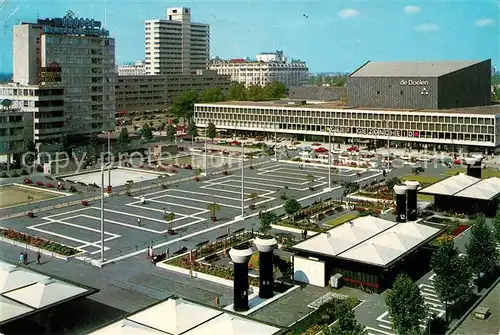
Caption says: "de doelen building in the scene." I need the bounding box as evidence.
[194,59,500,153]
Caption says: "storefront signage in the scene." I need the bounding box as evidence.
[38,17,109,37]
[331,127,419,138]
[399,79,429,86]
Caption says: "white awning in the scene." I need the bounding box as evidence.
[454,177,500,200]
[419,173,480,196]
[0,296,34,323]
[0,263,49,294]
[293,216,397,255]
[185,313,281,335]
[90,319,165,335]
[292,217,441,267]
[128,298,222,335]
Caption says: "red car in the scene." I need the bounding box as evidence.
[314,147,328,153]
[454,159,464,165]
[347,146,359,152]
[230,141,241,145]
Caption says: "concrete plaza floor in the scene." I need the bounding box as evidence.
[60,168,169,187]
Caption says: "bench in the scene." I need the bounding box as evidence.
[473,306,490,320]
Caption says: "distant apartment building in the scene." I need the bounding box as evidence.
[117,61,146,76]
[13,16,116,139]
[209,51,309,88]
[115,70,231,114]
[0,102,33,168]
[145,7,209,75]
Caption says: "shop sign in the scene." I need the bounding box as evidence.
[331,127,420,138]
[400,79,429,86]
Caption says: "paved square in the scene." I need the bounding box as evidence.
[60,168,171,187]
[2,162,381,265]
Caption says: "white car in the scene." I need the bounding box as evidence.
[400,155,411,160]
[417,156,432,162]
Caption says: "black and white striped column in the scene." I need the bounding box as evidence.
[229,246,253,312]
[254,237,277,299]
[394,185,408,223]
[405,180,419,221]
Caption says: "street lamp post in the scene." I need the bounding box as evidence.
[274,112,278,161]
[328,126,332,190]
[204,124,208,175]
[100,164,105,263]
[241,142,245,218]
[107,132,111,190]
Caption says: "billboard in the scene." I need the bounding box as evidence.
[37,17,109,37]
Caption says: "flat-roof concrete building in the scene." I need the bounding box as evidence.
[347,60,492,110]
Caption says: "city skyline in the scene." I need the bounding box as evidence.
[0,0,498,73]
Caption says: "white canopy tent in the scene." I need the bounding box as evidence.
[184,313,281,335]
[454,177,500,200]
[419,173,480,196]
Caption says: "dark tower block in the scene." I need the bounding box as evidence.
[394,185,408,223]
[229,246,253,312]
[254,237,278,299]
[405,180,419,221]
[465,157,482,179]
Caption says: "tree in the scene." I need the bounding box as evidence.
[341,181,360,196]
[249,193,259,210]
[207,122,217,143]
[385,177,401,192]
[60,135,72,154]
[187,119,199,140]
[430,240,473,321]
[259,211,278,237]
[466,215,499,290]
[284,198,301,221]
[306,174,315,190]
[25,139,37,166]
[141,123,153,140]
[171,90,198,123]
[493,209,500,243]
[324,299,366,335]
[207,202,220,222]
[164,212,175,231]
[412,166,425,175]
[246,85,265,101]
[89,133,100,155]
[385,273,427,335]
[117,128,130,147]
[199,87,225,103]
[227,82,246,101]
[263,81,286,100]
[166,124,176,143]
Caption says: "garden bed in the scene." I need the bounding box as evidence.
[326,212,359,227]
[0,228,82,259]
[287,296,360,335]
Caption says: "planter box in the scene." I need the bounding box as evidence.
[270,224,319,237]
[0,235,86,261]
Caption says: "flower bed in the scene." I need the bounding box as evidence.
[0,228,80,256]
[24,178,33,184]
[348,199,389,211]
[451,224,470,236]
[35,181,44,186]
[198,231,253,258]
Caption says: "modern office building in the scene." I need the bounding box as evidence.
[145,7,210,76]
[195,59,499,153]
[347,60,492,110]
[0,102,33,169]
[115,70,231,114]
[116,60,146,76]
[209,51,308,88]
[13,16,116,138]
[0,83,65,153]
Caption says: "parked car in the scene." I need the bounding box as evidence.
[218,139,228,144]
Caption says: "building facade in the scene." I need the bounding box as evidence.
[209,52,308,88]
[115,70,231,113]
[13,17,116,138]
[0,106,33,168]
[116,61,146,76]
[348,60,492,110]
[145,7,209,76]
[194,100,500,153]
[0,83,65,152]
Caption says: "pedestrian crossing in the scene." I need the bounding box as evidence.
[365,276,445,335]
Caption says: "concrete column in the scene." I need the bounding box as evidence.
[394,185,408,223]
[405,181,419,221]
[254,237,277,299]
[229,246,253,312]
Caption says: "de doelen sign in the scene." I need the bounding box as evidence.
[331,127,419,138]
[400,79,429,86]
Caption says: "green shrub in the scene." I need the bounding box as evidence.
[9,171,20,177]
[21,169,30,175]
[0,171,7,178]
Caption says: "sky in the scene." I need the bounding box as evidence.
[0,0,498,73]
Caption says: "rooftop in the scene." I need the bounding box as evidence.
[0,260,97,325]
[291,216,442,267]
[421,174,500,200]
[195,100,500,115]
[349,60,488,77]
[89,296,283,335]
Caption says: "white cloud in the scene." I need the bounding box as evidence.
[414,23,439,32]
[404,5,421,14]
[475,18,494,27]
[338,9,360,18]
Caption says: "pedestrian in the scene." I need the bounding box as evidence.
[162,208,167,216]
[141,195,146,205]
[147,246,151,258]
[23,251,28,265]
[19,253,23,264]
[137,218,142,226]
[166,247,169,258]
[36,251,41,265]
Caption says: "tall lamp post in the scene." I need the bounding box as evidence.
[204,123,208,176]
[328,126,332,190]
[241,142,245,218]
[100,162,110,263]
[274,112,278,161]
[102,131,112,191]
